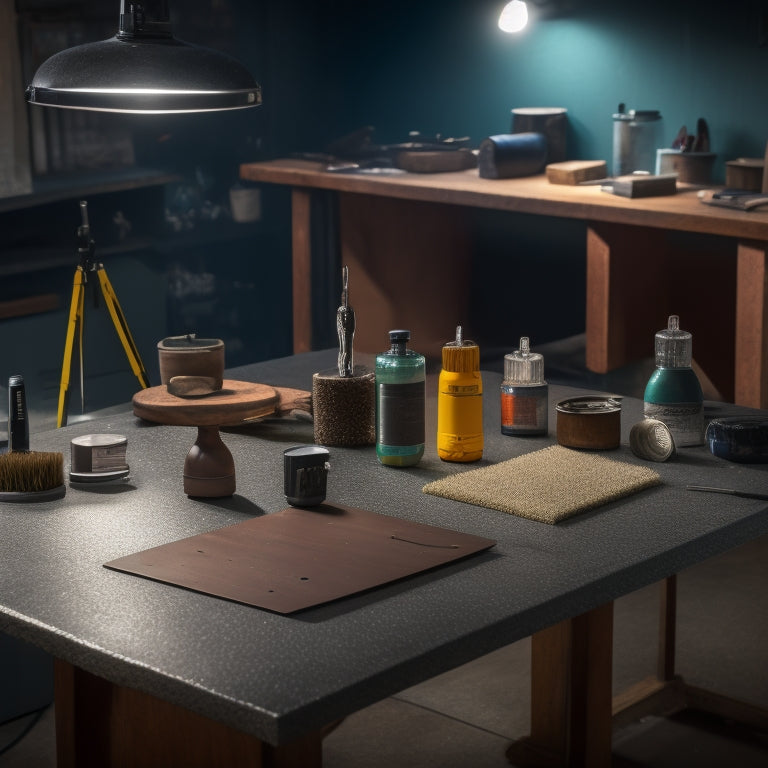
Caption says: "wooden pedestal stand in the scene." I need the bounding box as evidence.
[132,380,311,497]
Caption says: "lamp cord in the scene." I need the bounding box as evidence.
[0,703,51,758]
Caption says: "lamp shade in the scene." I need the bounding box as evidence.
[26,2,261,114]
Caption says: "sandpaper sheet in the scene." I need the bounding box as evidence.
[104,505,495,614]
[423,445,661,524]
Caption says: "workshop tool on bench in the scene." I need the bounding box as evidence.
[687,486,768,502]
[337,265,354,378]
[313,266,375,447]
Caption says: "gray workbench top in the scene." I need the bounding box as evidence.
[1,349,766,744]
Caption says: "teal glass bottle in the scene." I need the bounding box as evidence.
[375,330,425,467]
[643,315,704,447]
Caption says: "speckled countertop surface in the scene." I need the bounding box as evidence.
[0,349,766,745]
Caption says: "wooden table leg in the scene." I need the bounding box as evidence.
[735,241,768,408]
[336,193,472,357]
[612,575,768,732]
[586,222,670,375]
[657,574,677,682]
[506,602,614,768]
[292,188,313,354]
[55,660,322,768]
[586,221,738,403]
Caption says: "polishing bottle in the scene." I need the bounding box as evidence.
[8,374,29,452]
[437,326,483,462]
[501,337,548,436]
[375,330,425,467]
[643,315,704,447]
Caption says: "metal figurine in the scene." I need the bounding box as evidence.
[336,265,355,377]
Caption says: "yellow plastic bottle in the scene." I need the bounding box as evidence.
[437,326,483,462]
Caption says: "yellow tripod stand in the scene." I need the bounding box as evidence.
[57,201,150,428]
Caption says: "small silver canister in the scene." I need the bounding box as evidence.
[612,108,662,176]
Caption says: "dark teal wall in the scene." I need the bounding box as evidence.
[142,0,768,352]
[248,0,767,350]
[267,0,768,180]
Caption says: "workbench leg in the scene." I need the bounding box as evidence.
[611,576,687,730]
[657,574,677,682]
[54,660,323,768]
[506,602,614,768]
[337,193,472,356]
[291,188,313,354]
[611,575,768,733]
[735,241,768,408]
[585,222,669,374]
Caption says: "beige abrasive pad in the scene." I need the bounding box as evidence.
[422,445,661,524]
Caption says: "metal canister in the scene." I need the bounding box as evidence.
[612,108,662,176]
[556,396,621,450]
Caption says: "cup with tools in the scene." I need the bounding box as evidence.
[667,118,716,185]
[157,334,225,397]
[312,266,375,447]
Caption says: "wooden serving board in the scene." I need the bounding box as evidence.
[104,504,496,614]
[132,380,311,427]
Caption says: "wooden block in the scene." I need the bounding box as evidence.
[395,149,476,173]
[609,173,677,198]
[546,160,607,185]
[725,158,764,192]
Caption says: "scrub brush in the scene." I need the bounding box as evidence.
[0,375,65,502]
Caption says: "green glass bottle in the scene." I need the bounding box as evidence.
[643,315,704,447]
[375,330,425,467]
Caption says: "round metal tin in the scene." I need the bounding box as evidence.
[70,433,129,481]
[555,396,621,450]
[706,416,768,463]
[629,419,675,462]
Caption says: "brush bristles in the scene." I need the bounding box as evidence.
[0,451,64,493]
[442,344,480,373]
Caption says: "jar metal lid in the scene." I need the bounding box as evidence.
[556,396,622,415]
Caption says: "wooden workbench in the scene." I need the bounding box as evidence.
[241,159,768,407]
[3,350,768,767]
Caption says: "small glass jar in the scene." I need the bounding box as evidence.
[501,337,548,436]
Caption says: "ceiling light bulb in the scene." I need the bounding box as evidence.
[498,0,529,33]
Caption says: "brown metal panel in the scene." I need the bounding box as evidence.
[105,504,495,614]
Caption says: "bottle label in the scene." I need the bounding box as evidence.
[92,445,129,472]
[436,388,484,461]
[444,383,480,395]
[643,402,704,447]
[501,391,544,428]
[378,382,425,447]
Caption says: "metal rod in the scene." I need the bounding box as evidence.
[687,485,768,502]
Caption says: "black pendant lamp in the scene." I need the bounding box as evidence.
[26,1,261,114]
